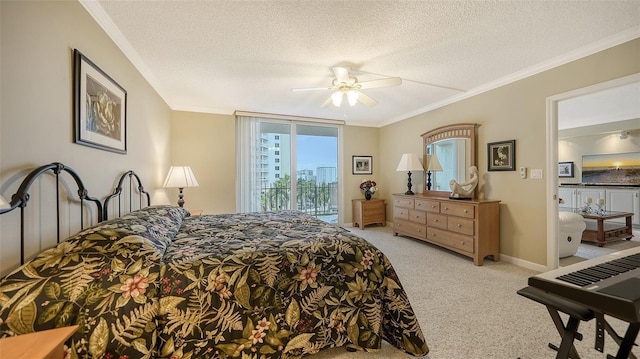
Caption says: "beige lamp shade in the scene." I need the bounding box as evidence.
[427,153,443,171]
[163,166,199,188]
[396,153,424,172]
[163,166,199,207]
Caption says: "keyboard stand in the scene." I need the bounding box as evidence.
[518,286,594,359]
[606,322,640,359]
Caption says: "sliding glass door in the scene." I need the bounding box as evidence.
[237,116,340,223]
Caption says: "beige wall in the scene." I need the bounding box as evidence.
[342,125,380,223]
[0,1,172,276]
[169,111,236,214]
[380,39,640,267]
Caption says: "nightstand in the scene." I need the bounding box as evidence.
[0,325,78,359]
[352,198,386,229]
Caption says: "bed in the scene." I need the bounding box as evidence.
[0,162,428,358]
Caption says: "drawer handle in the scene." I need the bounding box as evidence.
[433,219,439,223]
[431,205,437,208]
[416,203,422,207]
[460,241,465,245]
[416,229,421,233]
[456,224,462,228]
[443,207,449,211]
[464,209,468,213]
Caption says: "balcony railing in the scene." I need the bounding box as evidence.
[261,182,338,220]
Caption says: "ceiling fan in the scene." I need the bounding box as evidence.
[291,66,402,108]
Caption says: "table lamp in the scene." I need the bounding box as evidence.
[426,153,443,190]
[396,153,424,195]
[163,166,199,207]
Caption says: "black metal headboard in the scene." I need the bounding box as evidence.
[0,162,103,264]
[103,170,150,220]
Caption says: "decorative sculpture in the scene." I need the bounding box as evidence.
[449,166,479,199]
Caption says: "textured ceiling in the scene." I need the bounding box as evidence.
[82,0,640,127]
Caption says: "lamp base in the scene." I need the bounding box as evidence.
[405,171,415,195]
[177,188,185,207]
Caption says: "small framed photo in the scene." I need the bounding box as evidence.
[487,140,516,171]
[74,49,127,154]
[352,155,373,175]
[558,161,574,178]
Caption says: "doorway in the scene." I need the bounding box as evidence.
[546,73,640,270]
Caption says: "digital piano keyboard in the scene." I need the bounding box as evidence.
[529,246,640,324]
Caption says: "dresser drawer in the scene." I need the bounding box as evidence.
[393,206,409,220]
[448,217,475,236]
[427,213,448,230]
[427,227,474,254]
[408,209,427,224]
[394,219,427,239]
[394,197,414,209]
[440,202,475,219]
[415,199,440,213]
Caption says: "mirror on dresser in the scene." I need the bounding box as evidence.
[421,123,478,197]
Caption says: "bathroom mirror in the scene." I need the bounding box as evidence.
[422,123,478,197]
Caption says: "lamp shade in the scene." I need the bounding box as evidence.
[163,166,199,188]
[427,153,443,172]
[396,153,424,172]
[0,194,10,210]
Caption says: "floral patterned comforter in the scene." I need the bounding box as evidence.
[0,205,428,359]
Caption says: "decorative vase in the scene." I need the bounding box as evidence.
[364,190,372,200]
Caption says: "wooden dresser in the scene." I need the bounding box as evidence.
[392,194,500,265]
[352,198,386,229]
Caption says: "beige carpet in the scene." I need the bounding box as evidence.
[309,225,639,359]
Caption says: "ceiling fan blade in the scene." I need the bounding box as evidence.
[332,66,351,84]
[356,91,378,107]
[357,77,402,89]
[291,86,334,92]
[321,95,334,108]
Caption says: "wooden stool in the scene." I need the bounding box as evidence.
[518,286,594,359]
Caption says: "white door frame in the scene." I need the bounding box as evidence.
[545,73,640,270]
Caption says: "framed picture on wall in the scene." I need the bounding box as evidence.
[487,140,516,171]
[558,161,574,177]
[352,155,373,175]
[74,49,127,154]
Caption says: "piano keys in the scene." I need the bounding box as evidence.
[530,246,640,324]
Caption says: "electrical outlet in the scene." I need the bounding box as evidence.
[531,169,543,179]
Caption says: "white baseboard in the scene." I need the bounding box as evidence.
[500,253,547,273]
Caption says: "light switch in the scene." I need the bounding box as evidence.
[531,169,543,179]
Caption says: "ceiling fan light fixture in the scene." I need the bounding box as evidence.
[347,90,359,106]
[331,91,343,107]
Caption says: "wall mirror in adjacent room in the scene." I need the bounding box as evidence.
[422,123,478,197]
